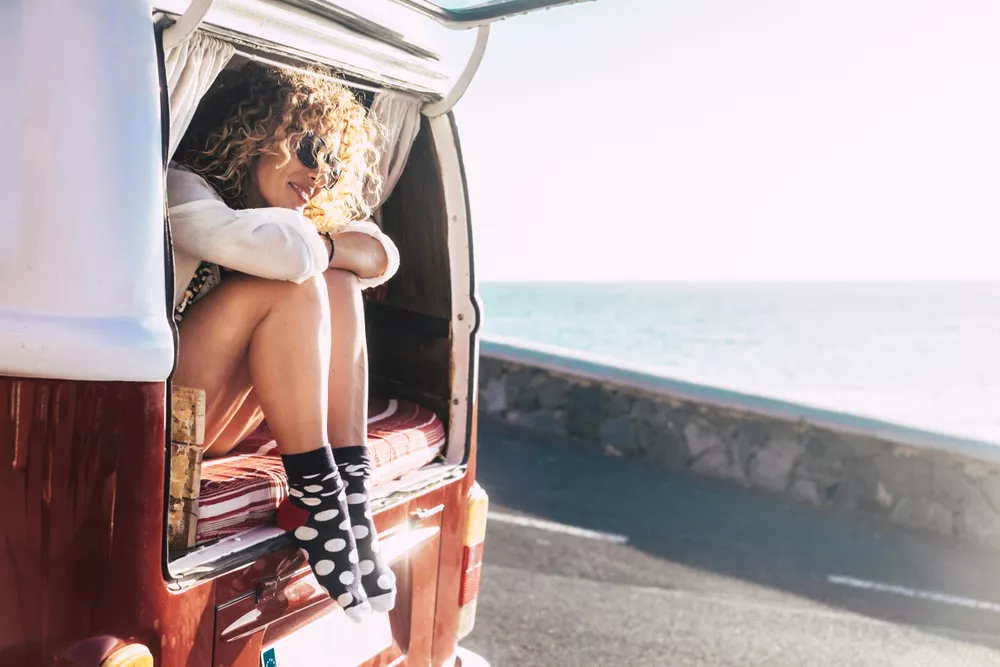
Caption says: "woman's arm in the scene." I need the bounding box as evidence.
[325,221,400,289]
[326,233,387,279]
[168,167,329,283]
[171,200,329,282]
[168,167,399,288]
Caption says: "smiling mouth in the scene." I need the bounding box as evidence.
[289,182,310,205]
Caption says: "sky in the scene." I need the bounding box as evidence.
[453,0,1000,282]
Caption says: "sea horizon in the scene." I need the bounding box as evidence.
[478,281,1000,445]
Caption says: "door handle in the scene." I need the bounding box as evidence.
[411,504,445,521]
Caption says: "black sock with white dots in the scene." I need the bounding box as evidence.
[281,446,370,619]
[332,446,397,612]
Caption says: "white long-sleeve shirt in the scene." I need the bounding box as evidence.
[167,166,400,310]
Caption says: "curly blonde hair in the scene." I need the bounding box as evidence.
[175,63,382,232]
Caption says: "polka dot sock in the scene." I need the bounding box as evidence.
[332,446,397,613]
[279,446,369,619]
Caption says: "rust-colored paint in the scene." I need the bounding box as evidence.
[0,377,215,667]
[10,380,30,470]
[430,351,480,666]
[0,375,476,667]
[208,483,461,667]
[431,456,473,666]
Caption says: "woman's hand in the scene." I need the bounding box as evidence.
[324,231,389,280]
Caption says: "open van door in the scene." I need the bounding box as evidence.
[393,0,595,29]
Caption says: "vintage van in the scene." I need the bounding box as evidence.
[0,1,588,665]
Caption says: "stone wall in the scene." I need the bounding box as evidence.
[478,338,1000,550]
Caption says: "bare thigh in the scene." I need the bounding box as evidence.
[174,275,283,456]
[174,269,364,457]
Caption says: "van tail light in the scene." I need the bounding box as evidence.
[58,636,153,667]
[101,644,154,667]
[457,483,489,641]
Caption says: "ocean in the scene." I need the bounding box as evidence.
[478,282,1000,445]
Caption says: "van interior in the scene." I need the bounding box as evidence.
[166,50,470,581]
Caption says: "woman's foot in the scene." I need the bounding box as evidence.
[280,446,370,619]
[332,446,397,612]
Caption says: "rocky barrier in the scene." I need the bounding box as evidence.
[478,337,1000,550]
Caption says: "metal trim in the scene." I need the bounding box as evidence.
[195,22,444,98]
[422,24,489,117]
[162,0,216,50]
[273,0,441,61]
[390,0,596,29]
[153,0,453,100]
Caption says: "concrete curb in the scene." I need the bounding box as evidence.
[478,336,1000,551]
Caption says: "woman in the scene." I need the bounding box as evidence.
[168,63,398,619]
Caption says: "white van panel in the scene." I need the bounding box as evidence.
[0,0,174,382]
[429,115,479,465]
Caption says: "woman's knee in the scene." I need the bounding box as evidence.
[281,275,330,331]
[323,269,364,319]
[323,270,365,353]
[222,273,330,325]
[240,272,327,302]
[323,268,361,300]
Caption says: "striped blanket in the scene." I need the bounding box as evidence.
[196,398,446,545]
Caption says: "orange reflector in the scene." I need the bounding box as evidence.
[464,483,489,546]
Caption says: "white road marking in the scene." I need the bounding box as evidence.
[488,511,629,544]
[828,574,1000,613]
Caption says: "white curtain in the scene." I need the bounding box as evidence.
[367,90,422,222]
[164,31,234,160]
[162,35,416,215]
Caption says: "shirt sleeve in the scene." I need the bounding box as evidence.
[340,220,401,289]
[167,167,329,284]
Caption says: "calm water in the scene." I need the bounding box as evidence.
[479,282,1000,444]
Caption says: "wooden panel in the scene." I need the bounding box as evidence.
[170,385,205,445]
[166,442,202,552]
[168,386,206,553]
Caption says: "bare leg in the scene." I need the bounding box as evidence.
[175,273,370,614]
[174,273,330,457]
[211,396,265,458]
[323,269,369,447]
[321,269,396,611]
[186,270,367,456]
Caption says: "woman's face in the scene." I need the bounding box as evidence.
[252,131,342,211]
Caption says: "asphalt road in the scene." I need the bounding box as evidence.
[461,428,1000,667]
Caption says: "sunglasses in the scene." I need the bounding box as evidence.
[296,132,342,190]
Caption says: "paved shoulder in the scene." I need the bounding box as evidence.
[462,429,1000,666]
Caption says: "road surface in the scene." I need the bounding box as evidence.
[461,428,1000,666]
